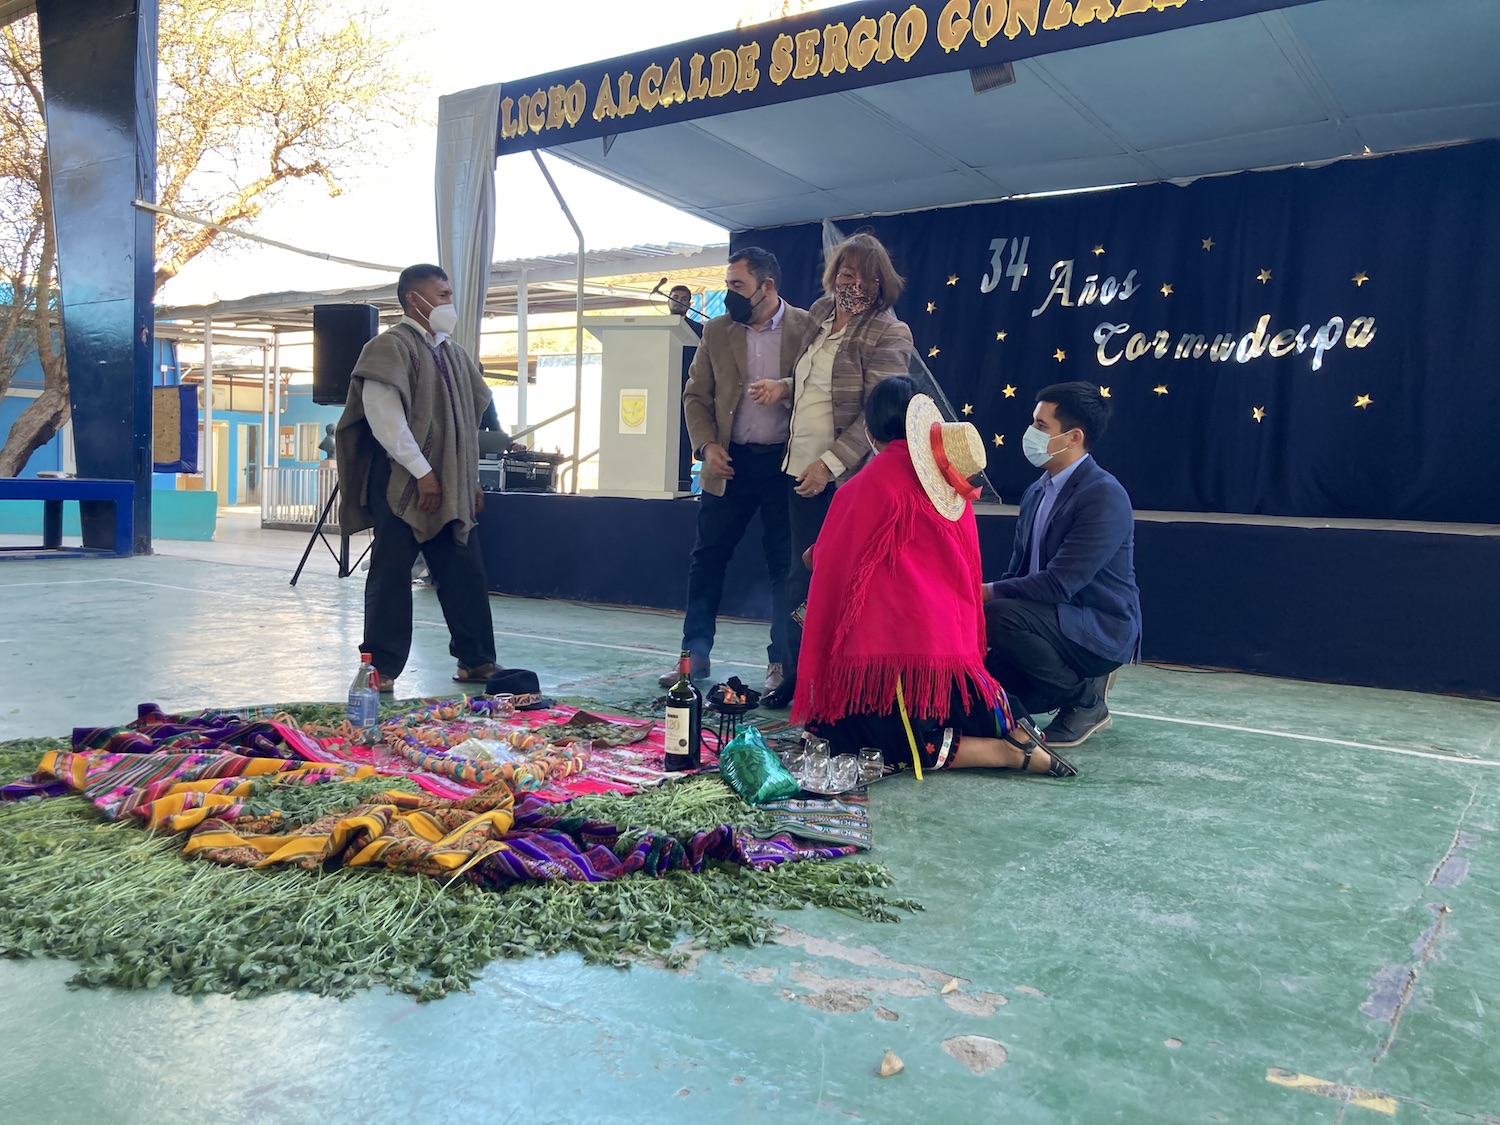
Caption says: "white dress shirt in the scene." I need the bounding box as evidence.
[363,316,449,479]
[729,297,792,446]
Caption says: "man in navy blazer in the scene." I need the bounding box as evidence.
[983,382,1141,748]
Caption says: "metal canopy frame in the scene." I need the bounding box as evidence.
[154,242,730,336]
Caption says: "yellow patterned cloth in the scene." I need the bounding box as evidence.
[185,783,517,877]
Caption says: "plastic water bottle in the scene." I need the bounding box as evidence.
[347,653,380,736]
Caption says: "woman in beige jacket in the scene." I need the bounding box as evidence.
[748,232,915,707]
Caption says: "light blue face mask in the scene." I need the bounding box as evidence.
[1022,425,1073,468]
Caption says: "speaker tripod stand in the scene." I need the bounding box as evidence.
[290,481,371,586]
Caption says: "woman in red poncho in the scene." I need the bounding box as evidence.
[791,377,1077,778]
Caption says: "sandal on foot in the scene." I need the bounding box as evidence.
[1004,716,1078,778]
[453,662,501,684]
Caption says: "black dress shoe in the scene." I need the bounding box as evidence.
[1041,700,1112,748]
[760,680,796,709]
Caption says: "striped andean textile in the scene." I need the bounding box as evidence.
[2,705,859,882]
[189,793,855,882]
[0,705,333,807]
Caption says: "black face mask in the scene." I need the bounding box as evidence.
[724,286,762,324]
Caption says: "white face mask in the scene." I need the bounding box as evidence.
[426,302,459,337]
[412,290,459,337]
[1022,425,1073,468]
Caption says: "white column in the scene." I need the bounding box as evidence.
[259,343,271,522]
[202,315,214,493]
[271,331,282,468]
[516,266,529,432]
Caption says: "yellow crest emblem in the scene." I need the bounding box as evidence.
[619,392,647,430]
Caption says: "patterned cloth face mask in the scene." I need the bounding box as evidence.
[835,281,873,315]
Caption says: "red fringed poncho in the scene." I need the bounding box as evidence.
[790,440,1000,726]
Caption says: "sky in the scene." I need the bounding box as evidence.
[157,0,831,307]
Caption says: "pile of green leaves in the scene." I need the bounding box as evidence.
[238,774,423,826]
[0,736,917,1002]
[566,776,779,839]
[0,736,66,783]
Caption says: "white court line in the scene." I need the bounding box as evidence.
[0,578,118,589]
[10,575,1492,763]
[0,576,292,603]
[113,577,286,602]
[1112,709,1500,768]
[447,622,761,671]
[3,576,753,666]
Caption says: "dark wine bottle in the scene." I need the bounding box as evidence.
[664,649,702,771]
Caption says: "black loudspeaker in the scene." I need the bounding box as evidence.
[312,303,380,405]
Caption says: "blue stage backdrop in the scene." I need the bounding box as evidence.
[733,140,1500,524]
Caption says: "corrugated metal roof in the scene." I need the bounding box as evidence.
[155,242,731,334]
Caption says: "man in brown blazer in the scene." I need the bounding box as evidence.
[658,247,814,691]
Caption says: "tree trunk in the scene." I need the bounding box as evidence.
[0,142,67,478]
[0,384,69,477]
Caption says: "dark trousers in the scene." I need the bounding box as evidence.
[362,454,496,678]
[784,479,837,681]
[983,598,1120,716]
[682,442,792,667]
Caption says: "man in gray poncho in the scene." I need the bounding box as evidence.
[335,263,502,693]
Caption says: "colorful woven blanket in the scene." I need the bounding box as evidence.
[2,702,859,884]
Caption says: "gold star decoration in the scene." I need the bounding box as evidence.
[1256,269,1272,284]
[1352,272,1369,287]
[1053,348,1066,362]
[1202,237,1215,251]
[928,346,940,358]
[1002,384,1017,399]
[1092,245,1105,257]
[1354,394,1373,409]
[1099,386,1112,399]
[992,433,1004,447]
[961,403,973,416]
[946,274,959,286]
[1153,384,1169,396]
[1252,406,1266,423]
[1160,283,1173,297]
[925,301,936,313]
[995,330,1007,342]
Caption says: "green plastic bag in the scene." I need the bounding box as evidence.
[718,725,800,805]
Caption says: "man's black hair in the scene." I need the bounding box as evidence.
[727,246,781,292]
[1035,381,1113,450]
[397,263,448,313]
[864,375,918,444]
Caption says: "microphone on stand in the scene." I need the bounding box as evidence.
[651,276,705,324]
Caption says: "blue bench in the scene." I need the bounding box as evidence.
[0,477,135,558]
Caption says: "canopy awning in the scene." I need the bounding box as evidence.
[496,0,1500,229]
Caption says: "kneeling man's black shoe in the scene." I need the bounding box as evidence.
[1042,700,1112,748]
[760,680,795,709]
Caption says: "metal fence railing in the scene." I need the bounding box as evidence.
[262,464,337,529]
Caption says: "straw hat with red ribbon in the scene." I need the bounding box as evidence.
[905,393,985,521]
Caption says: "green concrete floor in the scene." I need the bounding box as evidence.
[1,545,1498,1124]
